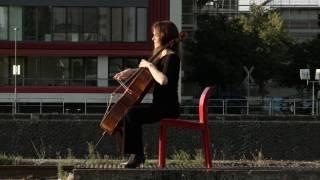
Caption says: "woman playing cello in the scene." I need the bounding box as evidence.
[113,20,181,168]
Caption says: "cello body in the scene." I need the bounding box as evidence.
[100,68,154,135]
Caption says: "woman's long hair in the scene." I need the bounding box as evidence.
[152,21,179,55]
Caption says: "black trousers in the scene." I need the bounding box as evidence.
[123,104,179,156]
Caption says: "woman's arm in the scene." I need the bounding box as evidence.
[139,59,168,85]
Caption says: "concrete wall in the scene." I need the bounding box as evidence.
[1,114,320,160]
[73,168,320,180]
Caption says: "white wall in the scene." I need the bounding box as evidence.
[97,56,109,87]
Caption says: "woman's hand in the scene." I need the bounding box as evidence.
[139,59,168,85]
[113,68,136,80]
[138,59,152,69]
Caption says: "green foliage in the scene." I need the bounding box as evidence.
[185,4,293,95]
[279,39,320,92]
[30,138,48,159]
[193,149,204,163]
[0,153,22,165]
[252,149,264,161]
[170,149,191,161]
[66,148,75,159]
[185,14,249,93]
[87,141,101,160]
[57,163,66,180]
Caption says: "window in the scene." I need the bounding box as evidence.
[26,57,69,86]
[1,6,147,42]
[23,7,36,40]
[53,7,67,41]
[108,58,123,86]
[70,58,84,85]
[38,57,68,86]
[137,8,147,41]
[21,7,49,41]
[123,7,136,42]
[108,57,140,86]
[85,58,97,86]
[0,6,8,40]
[0,57,9,85]
[25,57,41,85]
[67,7,82,42]
[98,7,111,41]
[83,8,98,41]
[38,7,51,41]
[112,8,122,41]
[9,6,22,41]
[24,57,96,86]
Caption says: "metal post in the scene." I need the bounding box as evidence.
[246,99,249,115]
[293,99,296,115]
[306,80,317,116]
[247,72,250,98]
[312,81,315,116]
[13,27,17,114]
[269,100,272,115]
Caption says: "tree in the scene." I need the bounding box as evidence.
[237,4,293,94]
[184,14,254,96]
[184,4,292,96]
[279,39,320,96]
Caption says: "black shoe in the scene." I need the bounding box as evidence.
[120,154,145,168]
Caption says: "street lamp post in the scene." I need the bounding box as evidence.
[13,27,19,113]
[300,69,320,115]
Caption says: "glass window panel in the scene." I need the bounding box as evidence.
[0,57,9,85]
[39,57,55,85]
[23,7,36,40]
[108,58,123,86]
[124,58,139,69]
[70,58,84,85]
[9,6,22,41]
[38,7,51,41]
[67,7,82,42]
[39,57,69,86]
[83,8,98,41]
[112,8,122,42]
[85,58,97,86]
[53,7,66,41]
[137,8,147,41]
[25,57,41,85]
[0,6,8,40]
[123,7,136,42]
[98,7,111,41]
[55,58,69,85]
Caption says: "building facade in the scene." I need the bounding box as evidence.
[0,0,182,113]
[269,0,320,41]
[246,0,320,41]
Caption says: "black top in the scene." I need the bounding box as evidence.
[152,53,180,115]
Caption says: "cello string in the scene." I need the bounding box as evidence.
[79,131,107,167]
[104,70,138,115]
[116,79,132,95]
[105,93,114,116]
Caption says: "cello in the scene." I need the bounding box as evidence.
[100,32,187,135]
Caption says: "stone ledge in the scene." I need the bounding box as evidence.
[73,167,320,180]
